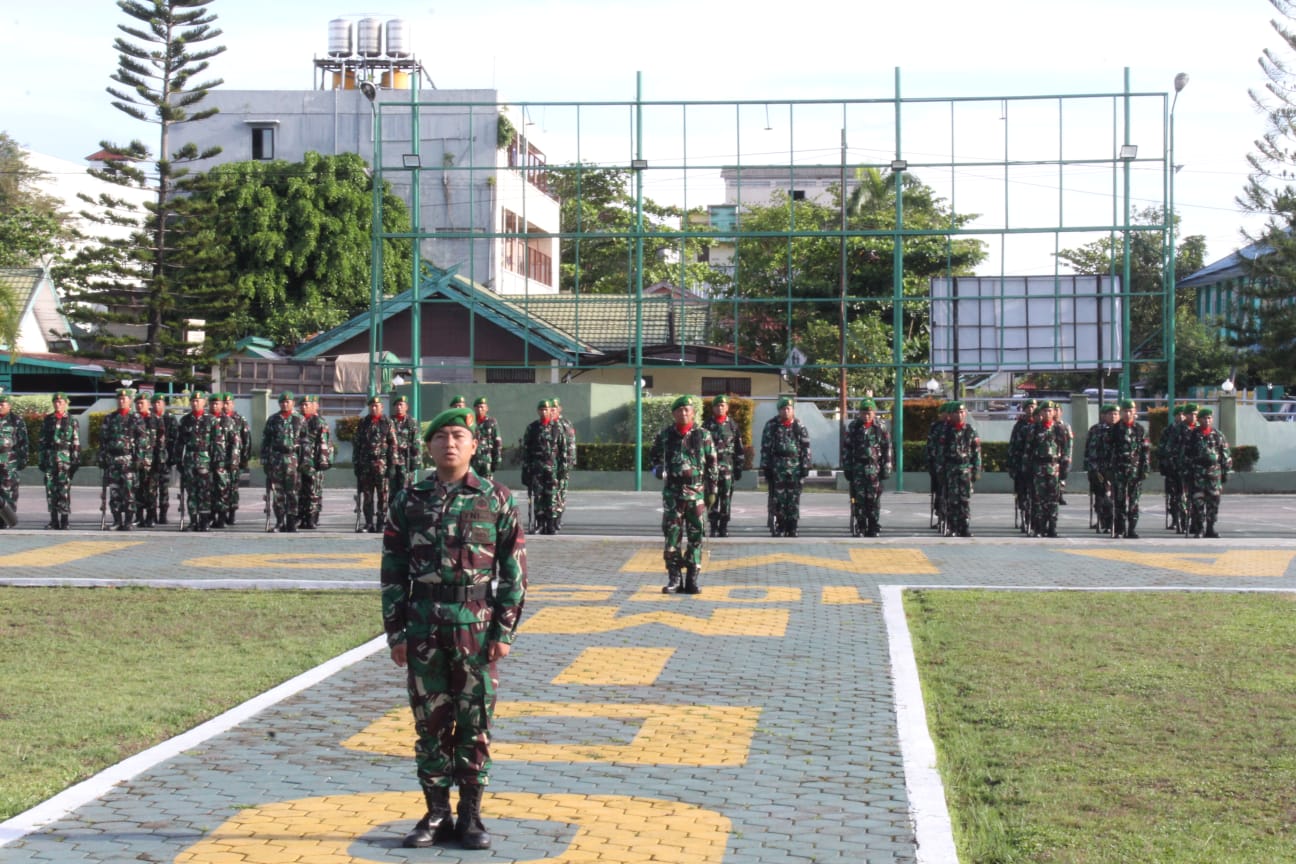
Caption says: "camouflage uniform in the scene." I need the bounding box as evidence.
[1175,409,1200,535]
[262,397,306,532]
[938,408,981,537]
[354,406,397,533]
[1085,411,1114,533]
[703,400,743,537]
[1185,413,1231,537]
[296,398,333,529]
[521,401,567,535]
[927,409,950,529]
[390,402,421,497]
[1006,403,1037,523]
[1103,410,1151,538]
[99,398,142,530]
[553,404,576,529]
[209,397,241,528]
[381,412,526,849]
[1026,415,1069,537]
[1157,411,1187,532]
[132,401,163,527]
[0,397,29,525]
[470,400,502,479]
[151,397,175,525]
[176,401,217,530]
[649,400,718,593]
[759,403,811,537]
[843,403,893,537]
[39,399,80,529]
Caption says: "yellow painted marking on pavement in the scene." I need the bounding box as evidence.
[345,703,761,767]
[174,791,730,863]
[0,541,144,567]
[553,647,676,685]
[822,586,875,605]
[1064,549,1296,577]
[521,605,788,636]
[620,547,936,575]
[186,553,380,570]
[628,584,801,603]
[528,583,618,603]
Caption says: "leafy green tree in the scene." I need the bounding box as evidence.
[56,0,225,378]
[0,132,70,269]
[721,170,985,396]
[546,164,725,296]
[176,152,414,349]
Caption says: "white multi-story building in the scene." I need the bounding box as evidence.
[169,16,560,297]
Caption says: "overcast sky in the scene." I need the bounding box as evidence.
[0,0,1282,272]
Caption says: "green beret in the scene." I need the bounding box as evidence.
[134,391,150,401]
[1100,403,1117,413]
[712,394,728,405]
[858,398,876,411]
[116,387,134,398]
[302,394,319,404]
[777,396,794,409]
[537,399,550,410]
[278,391,295,402]
[1021,398,1037,407]
[1197,407,1213,418]
[52,392,69,402]
[0,391,9,404]
[474,396,488,407]
[423,407,475,441]
[1185,403,1198,413]
[552,398,562,407]
[191,390,208,400]
[151,392,166,402]
[392,395,408,405]
[671,395,695,411]
[448,394,466,407]
[950,400,965,411]
[1118,398,1136,410]
[367,395,381,406]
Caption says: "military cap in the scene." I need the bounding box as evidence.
[1185,403,1198,413]
[448,394,467,407]
[1118,398,1136,410]
[423,407,475,441]
[537,399,550,410]
[367,394,382,406]
[712,394,729,405]
[671,394,696,411]
[1100,403,1118,413]
[1172,404,1186,414]
[858,397,877,411]
[474,396,488,406]
[52,391,69,402]
[151,392,166,403]
[777,396,795,409]
[191,390,208,400]
[277,391,295,402]
[1021,397,1038,407]
[392,394,408,405]
[116,387,134,398]
[949,400,966,411]
[1197,406,1214,418]
[302,394,319,404]
[552,397,562,407]
[134,391,150,401]
[0,390,8,404]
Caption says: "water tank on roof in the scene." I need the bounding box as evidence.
[357,17,383,57]
[385,19,411,57]
[327,18,353,56]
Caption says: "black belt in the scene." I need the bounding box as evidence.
[411,582,491,603]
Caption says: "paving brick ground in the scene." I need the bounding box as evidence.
[2,489,1295,863]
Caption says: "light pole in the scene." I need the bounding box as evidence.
[1166,72,1188,410]
[360,80,383,401]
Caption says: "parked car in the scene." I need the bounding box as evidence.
[1267,401,1296,421]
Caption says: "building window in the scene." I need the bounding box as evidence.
[701,376,752,397]
[485,367,536,384]
[791,190,806,201]
[251,127,275,160]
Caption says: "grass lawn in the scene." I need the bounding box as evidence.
[905,589,1296,864]
[0,586,381,822]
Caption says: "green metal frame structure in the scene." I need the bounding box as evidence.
[365,68,1178,490]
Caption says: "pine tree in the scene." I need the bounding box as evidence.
[56,0,225,380]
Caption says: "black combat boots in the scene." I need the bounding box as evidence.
[662,564,681,594]
[402,785,454,848]
[681,563,701,595]
[455,784,491,850]
[1204,521,1219,538]
[718,516,729,538]
[785,518,798,537]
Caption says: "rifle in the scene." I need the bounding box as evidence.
[849,495,859,537]
[264,479,274,532]
[354,490,364,533]
[177,484,188,532]
[766,483,777,537]
[526,484,535,534]
[0,500,15,528]
[99,472,109,530]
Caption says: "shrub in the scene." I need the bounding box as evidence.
[1233,445,1259,473]
[335,415,362,443]
[901,440,1007,472]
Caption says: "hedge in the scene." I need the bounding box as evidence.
[900,440,1009,472]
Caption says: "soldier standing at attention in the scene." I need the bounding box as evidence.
[1026,401,1067,537]
[382,407,527,851]
[296,395,332,530]
[551,398,576,532]
[261,391,305,533]
[354,394,397,533]
[150,394,174,525]
[1006,397,1037,530]
[208,393,237,528]
[1103,398,1151,538]
[132,392,162,527]
[389,394,420,496]
[1085,404,1118,533]
[759,396,811,537]
[927,402,952,530]
[1175,404,1199,534]
[448,394,467,409]
[176,391,216,531]
[941,401,982,537]
[703,394,743,537]
[99,388,142,531]
[39,392,79,529]
[843,397,893,537]
[0,390,29,527]
[521,399,566,534]
[471,397,502,480]
[1185,406,1231,538]
[223,393,252,526]
[1158,404,1188,532]
[650,395,718,594]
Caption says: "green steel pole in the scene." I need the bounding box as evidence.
[369,98,383,399]
[409,74,422,479]
[839,125,848,465]
[892,67,905,491]
[1167,75,1186,410]
[1121,67,1133,396]
[633,72,645,492]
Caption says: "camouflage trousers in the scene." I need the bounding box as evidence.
[104,458,136,521]
[0,463,18,511]
[1030,470,1061,533]
[214,465,239,514]
[405,615,497,789]
[528,470,560,525]
[182,467,214,519]
[849,470,883,528]
[1164,472,1185,529]
[1189,468,1223,531]
[1089,470,1112,531]
[298,467,325,522]
[556,474,569,516]
[355,467,387,528]
[44,469,74,516]
[154,466,171,521]
[709,472,736,521]
[267,460,301,525]
[766,473,803,530]
[135,461,159,519]
[661,486,706,567]
[943,468,974,534]
[388,465,412,500]
[1111,473,1143,531]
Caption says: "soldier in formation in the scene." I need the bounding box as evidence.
[521,399,567,534]
[152,393,178,525]
[1158,404,1190,532]
[842,397,892,537]
[221,393,252,526]
[381,406,527,851]
[930,400,982,537]
[1184,406,1231,537]
[262,391,306,533]
[649,395,718,594]
[175,391,214,530]
[131,392,163,527]
[1102,398,1151,538]
[760,396,811,537]
[1023,400,1071,537]
[1006,397,1037,528]
[1085,403,1118,533]
[297,394,332,530]
[552,398,576,530]
[0,390,29,527]
[353,394,397,533]
[470,397,502,479]
[703,394,743,537]
[389,394,420,495]
[98,388,142,531]
[39,392,79,529]
[206,393,235,528]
